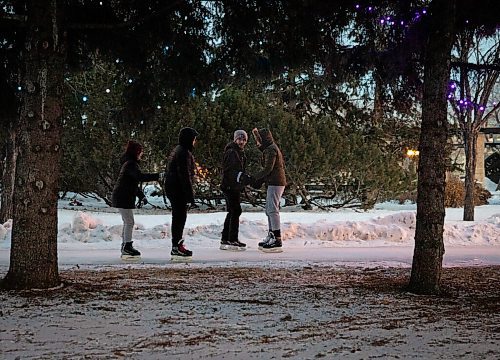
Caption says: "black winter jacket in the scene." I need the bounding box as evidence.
[221,141,247,192]
[111,155,159,209]
[164,128,197,202]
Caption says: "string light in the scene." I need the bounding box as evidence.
[447,81,497,113]
[354,4,428,29]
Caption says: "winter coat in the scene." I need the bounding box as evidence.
[221,141,247,192]
[253,128,287,186]
[164,128,198,203]
[111,155,159,209]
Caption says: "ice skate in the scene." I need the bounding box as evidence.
[171,240,193,261]
[220,240,246,251]
[259,235,283,253]
[120,242,141,260]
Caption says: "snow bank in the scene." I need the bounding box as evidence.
[1,207,499,250]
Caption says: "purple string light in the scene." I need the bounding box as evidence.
[447,81,495,113]
[354,4,428,29]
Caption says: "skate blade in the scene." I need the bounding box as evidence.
[121,255,141,261]
[170,255,193,262]
[220,244,246,251]
[259,247,283,253]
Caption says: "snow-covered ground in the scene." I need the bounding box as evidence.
[1,180,499,359]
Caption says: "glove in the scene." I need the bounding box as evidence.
[251,179,264,189]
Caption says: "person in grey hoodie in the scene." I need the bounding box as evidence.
[251,128,286,252]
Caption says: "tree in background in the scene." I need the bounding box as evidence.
[449,30,500,221]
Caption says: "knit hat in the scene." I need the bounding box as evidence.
[233,129,248,141]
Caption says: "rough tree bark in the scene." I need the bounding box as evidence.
[463,129,478,221]
[1,0,65,290]
[408,0,456,295]
[0,122,17,224]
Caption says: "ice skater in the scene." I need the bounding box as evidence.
[251,128,287,252]
[220,129,253,251]
[112,140,160,260]
[163,127,199,260]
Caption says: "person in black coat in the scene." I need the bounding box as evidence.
[164,127,199,259]
[112,140,159,259]
[220,129,253,251]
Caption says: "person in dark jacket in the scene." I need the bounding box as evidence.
[164,127,199,259]
[251,128,287,252]
[220,129,253,251]
[112,140,160,259]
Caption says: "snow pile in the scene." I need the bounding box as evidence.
[0,219,12,246]
[0,202,499,251]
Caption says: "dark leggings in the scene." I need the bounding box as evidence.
[222,190,242,241]
[168,195,188,247]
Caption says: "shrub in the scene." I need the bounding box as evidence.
[445,176,491,207]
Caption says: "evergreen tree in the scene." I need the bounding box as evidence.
[0,0,212,290]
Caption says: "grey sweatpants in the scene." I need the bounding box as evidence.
[118,208,134,244]
[265,185,285,231]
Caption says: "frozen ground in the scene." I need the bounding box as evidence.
[1,266,499,359]
[0,181,499,359]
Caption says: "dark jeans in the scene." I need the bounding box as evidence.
[167,194,188,247]
[222,190,242,242]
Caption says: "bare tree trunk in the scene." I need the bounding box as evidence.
[2,0,65,290]
[463,129,478,221]
[0,122,17,224]
[408,0,456,295]
[475,133,485,184]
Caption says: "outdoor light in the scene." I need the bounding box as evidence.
[407,149,419,157]
[82,96,88,102]
[105,88,110,93]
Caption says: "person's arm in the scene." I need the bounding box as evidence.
[253,148,276,182]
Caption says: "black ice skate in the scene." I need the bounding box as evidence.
[220,239,247,251]
[121,241,141,260]
[258,232,275,249]
[171,240,193,261]
[259,234,283,253]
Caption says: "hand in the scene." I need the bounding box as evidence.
[251,179,264,189]
[136,197,148,208]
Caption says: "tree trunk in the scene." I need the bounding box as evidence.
[0,121,17,224]
[463,129,477,221]
[474,133,485,185]
[1,0,65,290]
[408,0,456,295]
